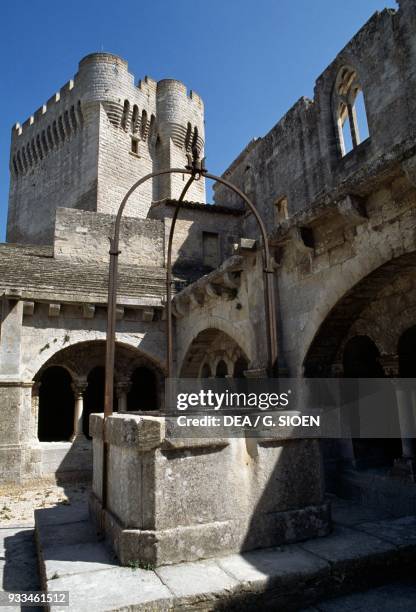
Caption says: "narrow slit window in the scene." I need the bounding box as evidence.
[131,137,139,155]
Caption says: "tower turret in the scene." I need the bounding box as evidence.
[7,53,206,245]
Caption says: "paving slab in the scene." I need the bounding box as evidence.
[312,580,416,611]
[355,515,416,548]
[299,525,395,565]
[34,502,89,527]
[49,566,172,612]
[0,528,39,592]
[156,558,239,602]
[36,519,100,548]
[31,498,416,611]
[0,527,34,555]
[330,498,392,526]
[216,544,329,589]
[42,541,118,580]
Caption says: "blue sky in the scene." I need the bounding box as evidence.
[0,0,396,241]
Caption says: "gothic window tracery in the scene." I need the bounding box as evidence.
[334,66,370,157]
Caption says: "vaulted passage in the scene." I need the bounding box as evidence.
[303,254,416,472]
[180,328,250,379]
[304,253,416,376]
[343,336,401,468]
[38,366,74,442]
[127,367,158,411]
[83,366,106,437]
[399,325,416,377]
[34,341,164,442]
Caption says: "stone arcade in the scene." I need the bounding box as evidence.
[1,0,416,570]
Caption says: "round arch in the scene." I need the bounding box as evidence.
[180,327,250,378]
[179,317,253,376]
[38,366,74,442]
[303,252,416,376]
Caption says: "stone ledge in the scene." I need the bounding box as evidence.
[90,413,165,449]
[34,499,416,611]
[89,492,331,567]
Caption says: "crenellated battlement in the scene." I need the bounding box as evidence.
[12,53,205,159]
[7,52,206,245]
[11,100,84,177]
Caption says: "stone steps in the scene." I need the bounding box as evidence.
[34,498,416,611]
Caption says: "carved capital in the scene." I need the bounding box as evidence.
[379,354,399,377]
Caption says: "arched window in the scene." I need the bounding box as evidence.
[83,366,106,437]
[200,363,212,378]
[38,367,74,442]
[216,360,228,378]
[233,357,248,378]
[334,66,370,157]
[127,367,158,411]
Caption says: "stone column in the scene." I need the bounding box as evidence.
[381,355,416,480]
[0,294,25,481]
[71,381,88,441]
[331,362,356,467]
[116,381,131,413]
[31,382,41,443]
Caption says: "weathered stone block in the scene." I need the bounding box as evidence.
[90,413,330,567]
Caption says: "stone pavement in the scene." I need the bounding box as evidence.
[1,495,416,611]
[31,496,416,611]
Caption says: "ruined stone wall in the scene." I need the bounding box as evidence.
[6,80,98,245]
[149,201,243,271]
[7,53,206,246]
[275,170,416,376]
[20,312,167,384]
[54,207,165,267]
[175,253,268,374]
[214,1,416,235]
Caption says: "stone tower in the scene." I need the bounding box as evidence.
[7,53,206,245]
